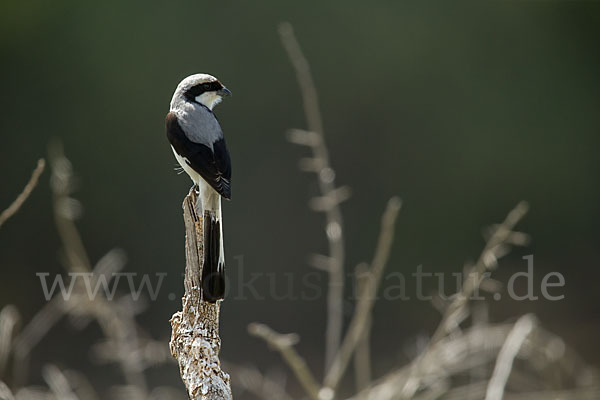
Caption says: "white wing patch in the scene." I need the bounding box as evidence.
[171,146,201,183]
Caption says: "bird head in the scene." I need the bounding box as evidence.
[171,73,231,110]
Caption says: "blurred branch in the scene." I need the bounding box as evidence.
[503,388,600,400]
[0,380,15,400]
[485,314,537,400]
[109,385,188,400]
[247,196,400,400]
[42,365,79,400]
[324,197,401,391]
[346,320,600,400]
[227,364,295,400]
[428,381,600,400]
[278,25,323,137]
[0,306,19,378]
[11,147,94,384]
[279,22,347,371]
[50,143,146,389]
[353,264,372,394]
[169,191,232,400]
[62,370,101,400]
[432,201,529,344]
[347,323,515,400]
[277,22,404,398]
[12,144,151,392]
[12,298,66,385]
[248,323,321,400]
[0,158,45,230]
[399,201,529,398]
[48,142,91,272]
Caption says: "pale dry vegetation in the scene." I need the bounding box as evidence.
[1,24,598,400]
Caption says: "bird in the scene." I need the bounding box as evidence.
[166,73,232,302]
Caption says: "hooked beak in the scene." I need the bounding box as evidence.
[217,87,232,97]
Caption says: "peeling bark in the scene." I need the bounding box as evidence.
[170,191,232,399]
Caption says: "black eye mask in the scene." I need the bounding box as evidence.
[184,81,224,102]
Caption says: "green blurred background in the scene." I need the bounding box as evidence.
[1,0,599,397]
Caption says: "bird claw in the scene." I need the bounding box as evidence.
[188,184,200,196]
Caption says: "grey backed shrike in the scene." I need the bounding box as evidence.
[166,73,232,302]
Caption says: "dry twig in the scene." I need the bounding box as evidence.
[271,22,405,399]
[279,22,347,371]
[42,365,79,400]
[227,364,295,400]
[353,264,372,394]
[485,314,537,400]
[399,201,530,398]
[433,201,530,344]
[0,306,19,377]
[346,320,599,400]
[11,145,155,393]
[248,197,400,399]
[248,323,322,400]
[324,197,401,391]
[0,381,15,400]
[0,159,45,230]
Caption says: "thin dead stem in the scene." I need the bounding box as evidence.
[48,143,147,391]
[279,21,347,371]
[1,25,597,400]
[324,197,401,391]
[42,365,80,400]
[432,201,530,344]
[0,159,45,230]
[248,323,322,400]
[485,314,537,400]
[227,364,295,400]
[0,381,14,400]
[12,298,66,385]
[353,264,372,394]
[0,306,19,377]
[397,202,529,398]
[10,144,151,393]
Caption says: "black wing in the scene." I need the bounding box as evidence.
[166,112,232,199]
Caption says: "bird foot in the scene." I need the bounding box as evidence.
[188,184,200,196]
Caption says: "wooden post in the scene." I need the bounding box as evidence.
[169,191,232,399]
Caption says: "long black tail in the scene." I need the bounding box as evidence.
[202,212,225,302]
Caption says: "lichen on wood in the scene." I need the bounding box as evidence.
[169,191,232,399]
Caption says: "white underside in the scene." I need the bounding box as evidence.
[172,145,225,266]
